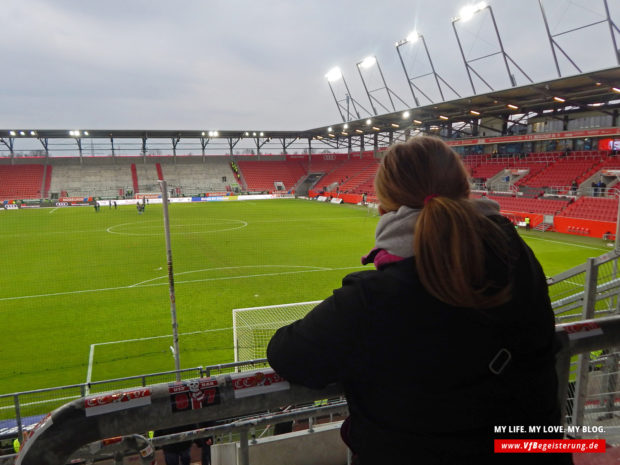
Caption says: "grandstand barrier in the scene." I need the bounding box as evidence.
[11,316,620,465]
[308,190,364,204]
[13,367,344,465]
[555,217,616,239]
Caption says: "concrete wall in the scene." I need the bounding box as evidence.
[212,422,348,465]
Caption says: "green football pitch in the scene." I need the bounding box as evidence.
[0,199,613,395]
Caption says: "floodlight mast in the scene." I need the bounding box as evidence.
[356,55,409,114]
[325,67,365,122]
[395,32,461,105]
[539,0,620,77]
[452,3,532,94]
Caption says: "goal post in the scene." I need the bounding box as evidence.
[232,301,321,364]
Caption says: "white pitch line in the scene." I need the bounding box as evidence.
[106,219,249,236]
[0,265,367,302]
[522,234,609,251]
[48,207,59,214]
[92,326,234,347]
[129,264,333,287]
[85,327,234,385]
[0,394,80,411]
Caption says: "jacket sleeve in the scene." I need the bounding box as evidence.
[266,273,368,389]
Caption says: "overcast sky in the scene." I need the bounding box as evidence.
[1,0,618,131]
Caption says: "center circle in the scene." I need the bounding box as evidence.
[107,218,248,236]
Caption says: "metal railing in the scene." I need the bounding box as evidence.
[0,360,269,442]
[7,315,620,465]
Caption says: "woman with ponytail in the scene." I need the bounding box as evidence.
[268,136,571,464]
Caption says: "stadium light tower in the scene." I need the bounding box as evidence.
[325,67,370,122]
[452,2,533,94]
[356,55,409,115]
[538,0,620,77]
[395,31,461,106]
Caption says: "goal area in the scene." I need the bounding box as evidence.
[232,301,321,364]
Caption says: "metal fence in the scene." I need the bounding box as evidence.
[0,360,268,441]
[6,316,620,465]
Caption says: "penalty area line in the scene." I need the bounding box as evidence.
[85,327,234,388]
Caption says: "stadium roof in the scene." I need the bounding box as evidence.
[2,66,620,147]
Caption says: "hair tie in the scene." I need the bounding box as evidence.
[424,194,438,206]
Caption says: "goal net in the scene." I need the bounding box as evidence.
[232,301,321,365]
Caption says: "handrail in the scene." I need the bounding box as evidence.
[13,315,620,465]
[15,369,342,465]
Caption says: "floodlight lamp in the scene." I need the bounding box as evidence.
[612,87,620,94]
[507,104,519,110]
[9,131,16,136]
[406,31,420,43]
[244,132,249,136]
[202,132,206,136]
[343,123,349,129]
[470,110,481,116]
[439,115,449,120]
[413,119,422,124]
[403,111,410,119]
[355,129,364,134]
[30,131,36,136]
[252,132,257,136]
[19,131,25,136]
[553,96,565,103]
[359,56,377,69]
[325,67,343,82]
[366,119,372,125]
[391,123,400,128]
[84,131,89,136]
[458,2,487,22]
[260,132,264,137]
[328,127,333,132]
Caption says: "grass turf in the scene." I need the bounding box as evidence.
[0,199,612,396]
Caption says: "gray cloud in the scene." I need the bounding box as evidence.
[1,0,618,131]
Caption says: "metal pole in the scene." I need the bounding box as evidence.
[602,0,620,65]
[327,81,346,123]
[421,35,445,102]
[14,395,23,442]
[571,257,598,432]
[488,6,516,87]
[341,77,362,120]
[375,60,396,111]
[538,0,562,77]
[239,430,250,465]
[356,63,378,116]
[452,20,476,94]
[395,43,420,106]
[615,192,620,254]
[158,180,181,381]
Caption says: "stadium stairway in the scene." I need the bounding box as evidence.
[130,163,139,194]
